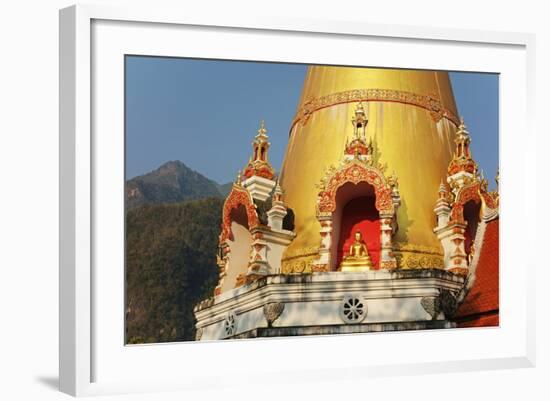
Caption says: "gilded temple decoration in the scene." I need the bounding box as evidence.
[280,67,460,271]
[311,103,401,272]
[450,181,498,224]
[434,117,499,277]
[220,184,260,242]
[344,102,373,157]
[447,118,478,178]
[216,127,295,291]
[292,88,460,128]
[242,120,275,180]
[317,160,395,216]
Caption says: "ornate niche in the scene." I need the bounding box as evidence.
[434,118,500,277]
[215,184,260,295]
[312,103,400,273]
[311,107,401,274]
[435,175,499,276]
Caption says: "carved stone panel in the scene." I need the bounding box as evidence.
[263,302,285,327]
[421,296,441,320]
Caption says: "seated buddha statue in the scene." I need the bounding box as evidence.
[339,230,374,272]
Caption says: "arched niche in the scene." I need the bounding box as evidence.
[216,185,259,294]
[314,160,399,272]
[220,186,259,242]
[221,205,253,293]
[332,182,380,271]
[450,181,491,260]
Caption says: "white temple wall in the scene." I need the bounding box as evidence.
[266,242,285,274]
[221,221,252,293]
[196,271,464,341]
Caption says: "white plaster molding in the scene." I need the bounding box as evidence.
[242,175,276,201]
[195,271,465,340]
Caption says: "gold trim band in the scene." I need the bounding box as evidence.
[291,88,460,128]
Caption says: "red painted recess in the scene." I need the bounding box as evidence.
[463,200,481,255]
[336,196,381,269]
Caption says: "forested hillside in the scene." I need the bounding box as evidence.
[125,197,223,343]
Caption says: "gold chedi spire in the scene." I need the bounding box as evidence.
[279,66,460,270]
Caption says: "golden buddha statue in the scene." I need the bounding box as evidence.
[340,231,374,272]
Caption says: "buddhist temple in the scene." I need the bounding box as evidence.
[194,66,499,340]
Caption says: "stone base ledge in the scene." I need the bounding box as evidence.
[194,269,466,341]
[231,320,454,339]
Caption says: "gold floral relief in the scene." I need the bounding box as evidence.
[281,257,316,274]
[292,88,460,128]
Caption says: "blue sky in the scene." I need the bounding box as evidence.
[125,57,499,188]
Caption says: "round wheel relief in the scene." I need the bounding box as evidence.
[223,311,237,338]
[340,294,367,324]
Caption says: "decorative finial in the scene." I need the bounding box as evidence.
[457,117,470,136]
[257,120,267,137]
[236,170,242,185]
[438,180,447,200]
[352,102,368,139]
[274,178,283,202]
[242,119,275,180]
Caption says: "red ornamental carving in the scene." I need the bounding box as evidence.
[450,203,465,223]
[448,158,476,176]
[450,182,497,223]
[243,164,275,180]
[318,163,393,214]
[345,140,369,156]
[481,191,498,210]
[220,186,260,242]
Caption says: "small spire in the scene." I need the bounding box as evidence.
[457,117,470,138]
[256,120,267,138]
[236,170,242,185]
[273,179,284,202]
[242,119,275,180]
[352,102,368,139]
[451,116,473,163]
[438,180,447,199]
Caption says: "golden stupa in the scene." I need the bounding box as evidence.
[197,65,500,340]
[279,66,460,272]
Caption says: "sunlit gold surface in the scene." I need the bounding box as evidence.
[280,66,459,268]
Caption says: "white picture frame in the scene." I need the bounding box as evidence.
[59,4,536,397]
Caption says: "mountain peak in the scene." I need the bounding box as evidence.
[159,160,188,170]
[126,160,227,208]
